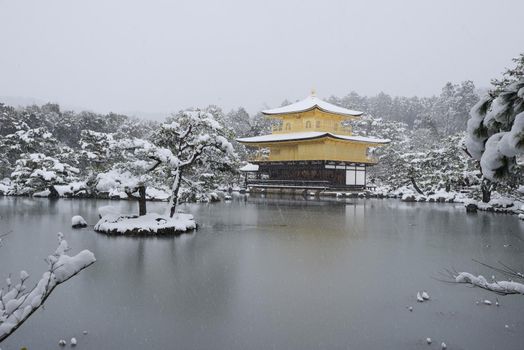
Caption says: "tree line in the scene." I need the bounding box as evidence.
[1,54,522,204]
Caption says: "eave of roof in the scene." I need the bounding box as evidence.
[236,132,390,145]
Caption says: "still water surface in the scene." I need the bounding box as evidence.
[0,196,523,349]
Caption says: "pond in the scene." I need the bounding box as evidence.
[0,196,523,349]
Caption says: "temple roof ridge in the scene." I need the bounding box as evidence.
[262,95,363,117]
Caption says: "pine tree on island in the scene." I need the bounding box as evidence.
[94,108,236,235]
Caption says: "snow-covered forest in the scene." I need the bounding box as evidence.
[1,55,522,216]
[0,105,239,205]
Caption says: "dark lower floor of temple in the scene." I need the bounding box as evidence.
[245,160,373,190]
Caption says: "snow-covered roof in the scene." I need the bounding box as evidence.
[262,95,363,117]
[237,132,390,144]
[239,163,259,172]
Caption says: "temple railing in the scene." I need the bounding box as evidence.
[246,179,369,190]
[247,179,331,189]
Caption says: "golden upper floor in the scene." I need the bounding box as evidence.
[263,94,362,135]
[269,108,354,135]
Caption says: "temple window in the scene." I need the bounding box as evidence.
[305,121,311,128]
[285,123,291,131]
[316,121,321,128]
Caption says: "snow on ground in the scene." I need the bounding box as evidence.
[32,182,89,198]
[33,189,51,197]
[94,213,196,235]
[463,192,524,215]
[0,180,12,195]
[365,184,523,217]
[401,192,427,202]
[55,182,88,196]
[426,189,468,203]
[30,181,170,201]
[398,188,456,203]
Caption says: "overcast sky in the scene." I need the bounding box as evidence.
[0,0,522,118]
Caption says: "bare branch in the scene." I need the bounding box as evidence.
[472,259,524,281]
[147,156,163,172]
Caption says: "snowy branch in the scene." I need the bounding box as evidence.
[454,272,524,295]
[0,233,96,343]
[439,259,524,296]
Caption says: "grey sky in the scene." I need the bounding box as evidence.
[0,0,522,118]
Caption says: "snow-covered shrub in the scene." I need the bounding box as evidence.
[10,153,80,196]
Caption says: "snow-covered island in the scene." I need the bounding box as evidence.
[94,213,196,235]
[88,109,234,235]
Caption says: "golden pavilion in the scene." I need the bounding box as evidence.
[237,93,390,190]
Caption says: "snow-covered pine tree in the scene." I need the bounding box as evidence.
[465,54,524,201]
[154,108,237,216]
[103,108,237,216]
[94,133,170,214]
[10,153,80,196]
[491,53,524,94]
[0,126,60,181]
[78,130,119,190]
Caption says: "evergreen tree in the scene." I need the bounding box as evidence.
[465,54,524,201]
[10,153,80,196]
[491,53,524,93]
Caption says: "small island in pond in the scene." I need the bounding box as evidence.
[94,213,196,236]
